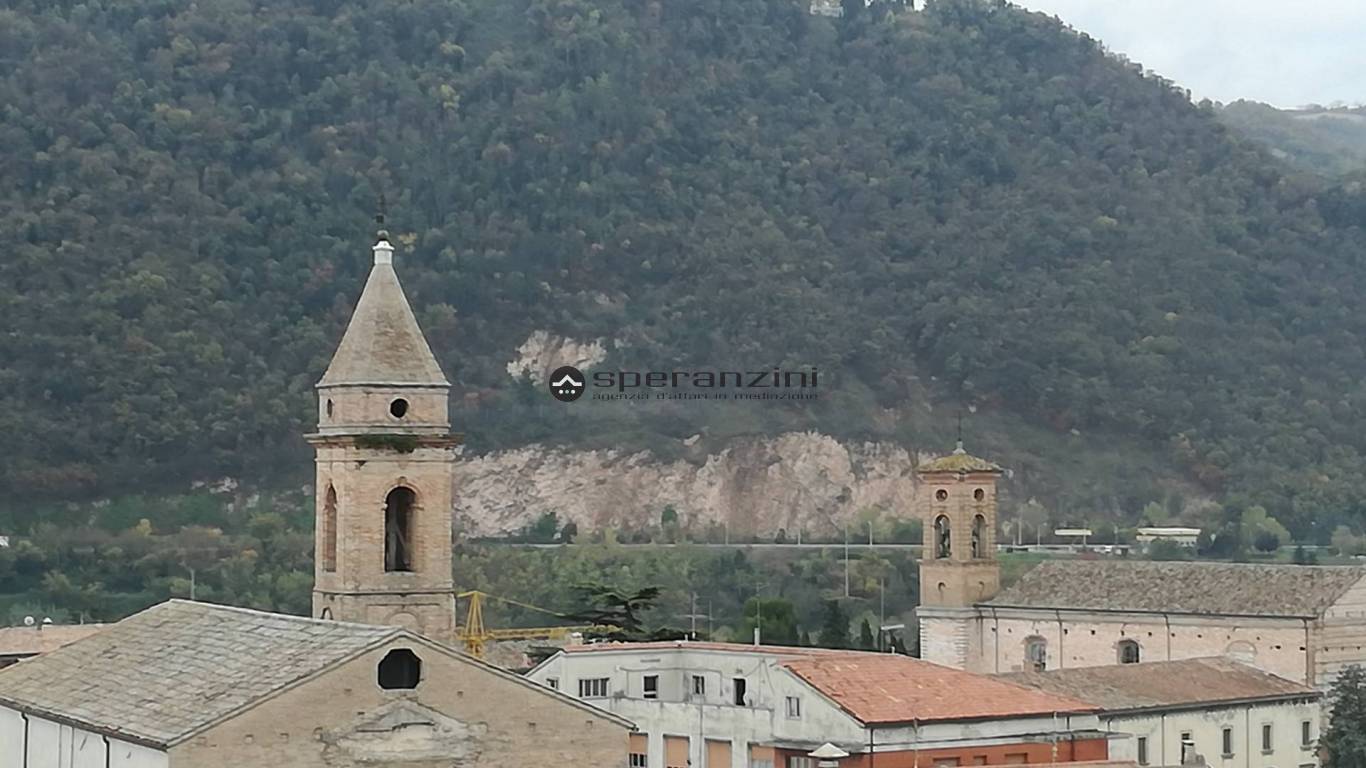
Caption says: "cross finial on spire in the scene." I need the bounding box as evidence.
[954,409,966,454]
[372,194,394,266]
[375,193,390,244]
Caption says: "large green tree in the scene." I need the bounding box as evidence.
[1323,665,1366,767]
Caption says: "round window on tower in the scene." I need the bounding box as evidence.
[974,488,985,501]
[935,489,948,501]
[389,398,409,418]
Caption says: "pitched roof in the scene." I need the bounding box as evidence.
[918,443,1002,474]
[318,240,448,388]
[0,623,106,658]
[1001,657,1319,712]
[987,560,1366,617]
[781,653,1095,725]
[0,600,399,747]
[561,640,847,657]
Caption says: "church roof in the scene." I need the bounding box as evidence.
[918,442,1002,474]
[318,239,448,388]
[782,653,1095,724]
[987,560,1366,617]
[0,600,399,747]
[1001,657,1319,712]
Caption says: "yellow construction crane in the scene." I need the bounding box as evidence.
[455,590,597,660]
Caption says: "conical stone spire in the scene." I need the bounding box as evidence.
[318,236,448,388]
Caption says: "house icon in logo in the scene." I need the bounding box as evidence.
[548,366,586,402]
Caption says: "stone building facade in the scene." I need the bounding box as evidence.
[310,233,460,641]
[0,601,631,767]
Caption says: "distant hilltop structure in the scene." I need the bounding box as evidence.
[810,0,843,17]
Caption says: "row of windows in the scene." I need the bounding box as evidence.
[932,514,990,559]
[318,484,418,573]
[557,674,800,715]
[1022,636,1140,671]
[1135,721,1316,765]
[933,488,988,502]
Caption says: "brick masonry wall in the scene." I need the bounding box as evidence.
[169,638,629,768]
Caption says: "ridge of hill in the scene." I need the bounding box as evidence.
[3,0,1366,537]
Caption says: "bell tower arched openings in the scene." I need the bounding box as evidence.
[917,442,1003,608]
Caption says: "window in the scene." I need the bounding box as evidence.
[1025,636,1048,672]
[974,488,985,501]
[935,489,948,501]
[733,677,748,706]
[971,514,986,558]
[1137,737,1149,766]
[630,755,648,768]
[934,515,952,558]
[389,398,409,418]
[377,648,421,690]
[1258,722,1273,752]
[1222,726,1235,757]
[932,759,961,767]
[546,677,559,691]
[578,678,609,698]
[384,487,415,572]
[321,484,337,572]
[1118,639,1141,664]
[1302,720,1313,748]
[691,675,706,697]
[785,696,802,718]
[788,759,815,768]
[643,675,659,699]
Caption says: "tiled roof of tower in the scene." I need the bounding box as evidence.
[0,600,400,747]
[987,560,1366,617]
[781,654,1095,724]
[318,239,448,387]
[1001,657,1318,711]
[918,443,1002,474]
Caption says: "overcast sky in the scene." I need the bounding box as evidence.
[1017,0,1366,108]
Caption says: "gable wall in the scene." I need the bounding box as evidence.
[169,638,628,768]
[1314,576,1366,687]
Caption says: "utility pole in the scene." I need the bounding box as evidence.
[869,520,874,547]
[879,578,886,650]
[843,521,850,598]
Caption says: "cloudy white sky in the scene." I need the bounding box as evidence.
[1017,0,1366,108]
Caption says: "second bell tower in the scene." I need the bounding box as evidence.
[309,229,458,641]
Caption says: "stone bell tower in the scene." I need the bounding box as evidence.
[916,441,1003,669]
[308,228,459,641]
[917,441,1003,608]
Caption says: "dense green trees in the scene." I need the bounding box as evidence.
[2,0,1366,540]
[1322,666,1366,767]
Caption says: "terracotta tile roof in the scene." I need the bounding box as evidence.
[1001,657,1319,712]
[988,560,1366,617]
[0,624,107,658]
[781,653,1095,724]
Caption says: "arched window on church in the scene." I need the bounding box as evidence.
[1118,639,1141,664]
[384,487,416,572]
[321,484,338,572]
[934,515,951,559]
[1025,636,1048,672]
[971,514,986,559]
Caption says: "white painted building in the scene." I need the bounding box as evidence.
[528,640,1116,768]
[1005,658,1322,768]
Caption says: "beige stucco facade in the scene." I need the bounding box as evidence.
[1100,698,1320,768]
[171,636,630,768]
[923,575,1366,687]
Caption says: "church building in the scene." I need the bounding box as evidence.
[916,445,1366,689]
[309,229,461,641]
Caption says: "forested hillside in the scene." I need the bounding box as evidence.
[4,0,1366,537]
[1219,100,1366,177]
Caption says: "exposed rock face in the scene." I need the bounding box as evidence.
[452,432,921,537]
[505,331,607,385]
